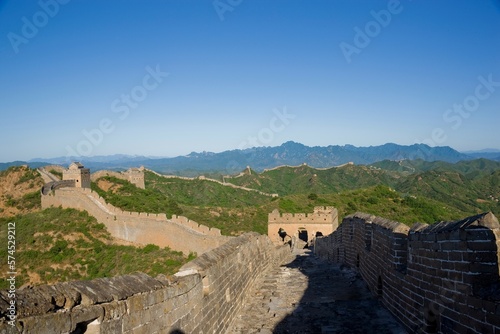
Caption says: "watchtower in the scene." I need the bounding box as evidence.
[268,206,338,245]
[124,166,145,189]
[63,162,91,188]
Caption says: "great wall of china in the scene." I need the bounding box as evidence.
[41,187,229,255]
[0,233,292,334]
[147,169,278,197]
[315,212,500,333]
[37,165,232,255]
[0,164,499,333]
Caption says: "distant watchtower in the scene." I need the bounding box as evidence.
[124,166,145,189]
[63,162,90,188]
[268,206,338,245]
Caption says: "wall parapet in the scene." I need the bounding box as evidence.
[268,206,338,224]
[0,233,292,334]
[314,211,500,333]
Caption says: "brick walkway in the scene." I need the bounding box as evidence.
[227,249,407,334]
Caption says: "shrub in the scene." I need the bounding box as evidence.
[308,193,318,200]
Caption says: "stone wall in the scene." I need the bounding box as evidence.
[41,187,229,255]
[268,206,339,245]
[38,166,64,182]
[314,212,500,333]
[0,233,292,334]
[147,169,278,197]
[90,167,145,189]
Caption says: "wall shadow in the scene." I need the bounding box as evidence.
[272,249,407,334]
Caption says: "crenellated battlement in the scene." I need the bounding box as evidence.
[268,206,338,224]
[41,186,228,254]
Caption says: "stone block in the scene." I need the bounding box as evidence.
[469,262,499,274]
[6,287,58,318]
[102,301,127,321]
[465,251,498,263]
[467,240,497,251]
[20,312,71,334]
[126,294,148,314]
[70,305,104,330]
[123,307,150,330]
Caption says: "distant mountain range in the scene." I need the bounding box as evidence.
[2,141,500,174]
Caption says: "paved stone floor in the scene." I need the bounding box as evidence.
[227,249,407,334]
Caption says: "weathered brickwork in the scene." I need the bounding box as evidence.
[314,212,500,333]
[41,187,229,255]
[0,233,292,334]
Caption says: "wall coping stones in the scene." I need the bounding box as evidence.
[0,273,167,319]
[410,211,499,234]
[348,212,410,234]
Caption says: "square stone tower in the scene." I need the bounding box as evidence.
[268,206,338,245]
[124,166,145,189]
[63,162,91,188]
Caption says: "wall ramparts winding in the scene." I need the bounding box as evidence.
[0,233,292,334]
[147,169,278,197]
[314,212,500,333]
[41,187,230,255]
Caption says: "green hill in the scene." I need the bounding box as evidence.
[224,164,398,196]
[0,208,193,289]
[370,158,500,177]
[92,168,490,236]
[278,185,468,225]
[395,170,500,214]
[223,159,499,219]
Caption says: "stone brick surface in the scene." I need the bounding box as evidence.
[227,248,406,333]
[315,212,500,333]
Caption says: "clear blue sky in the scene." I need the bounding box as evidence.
[1,0,499,162]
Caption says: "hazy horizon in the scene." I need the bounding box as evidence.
[1,1,500,162]
[3,140,499,164]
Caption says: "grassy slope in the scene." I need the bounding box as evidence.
[0,208,193,289]
[224,164,399,196]
[0,166,43,216]
[396,170,500,214]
